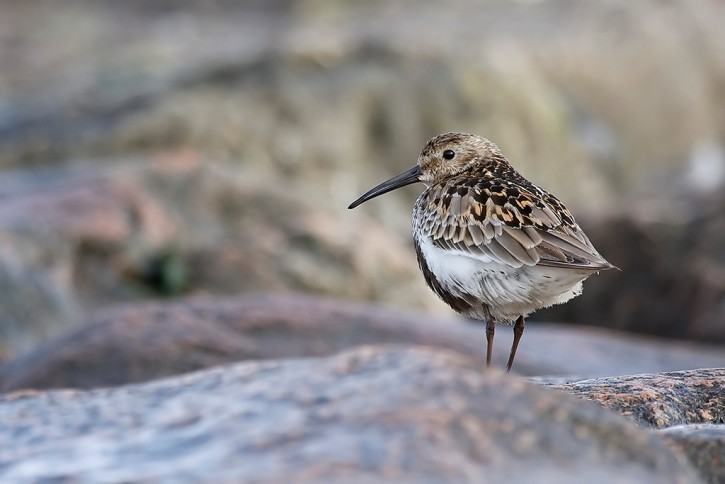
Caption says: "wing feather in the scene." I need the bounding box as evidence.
[415,181,614,271]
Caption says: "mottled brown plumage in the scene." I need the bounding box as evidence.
[349,132,616,371]
[414,133,611,271]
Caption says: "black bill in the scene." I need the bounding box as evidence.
[348,165,421,209]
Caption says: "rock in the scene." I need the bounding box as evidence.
[2,294,725,392]
[0,162,178,355]
[0,294,477,391]
[536,362,725,482]
[0,346,699,483]
[0,159,437,359]
[546,369,725,429]
[660,424,725,484]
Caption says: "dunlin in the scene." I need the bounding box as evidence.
[349,132,615,371]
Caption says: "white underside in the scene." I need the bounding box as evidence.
[417,236,591,322]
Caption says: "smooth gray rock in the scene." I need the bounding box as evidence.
[0,346,699,483]
[2,294,725,392]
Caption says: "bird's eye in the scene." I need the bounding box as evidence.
[442,149,455,160]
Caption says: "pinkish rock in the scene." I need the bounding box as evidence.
[2,294,724,392]
[0,346,699,483]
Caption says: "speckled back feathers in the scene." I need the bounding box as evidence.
[413,133,613,271]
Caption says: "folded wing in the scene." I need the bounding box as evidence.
[414,179,614,271]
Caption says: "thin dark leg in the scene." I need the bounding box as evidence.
[506,316,525,372]
[485,320,495,368]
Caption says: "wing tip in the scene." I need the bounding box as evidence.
[536,257,619,272]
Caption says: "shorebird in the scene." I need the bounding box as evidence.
[348,132,615,371]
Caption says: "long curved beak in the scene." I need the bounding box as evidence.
[348,165,421,209]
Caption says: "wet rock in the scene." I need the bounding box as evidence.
[547,369,725,429]
[0,346,699,483]
[2,294,724,392]
[660,424,725,484]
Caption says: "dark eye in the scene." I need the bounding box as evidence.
[442,149,455,160]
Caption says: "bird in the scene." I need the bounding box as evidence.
[348,132,616,372]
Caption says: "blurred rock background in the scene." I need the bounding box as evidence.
[0,0,724,360]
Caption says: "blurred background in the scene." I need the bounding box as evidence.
[0,0,724,361]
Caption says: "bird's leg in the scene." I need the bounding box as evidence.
[485,320,495,368]
[506,316,525,372]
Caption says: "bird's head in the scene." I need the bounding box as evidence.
[348,132,502,209]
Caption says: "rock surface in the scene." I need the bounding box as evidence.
[548,369,725,429]
[0,159,438,359]
[0,3,721,481]
[0,346,699,483]
[660,424,725,484]
[3,294,725,392]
